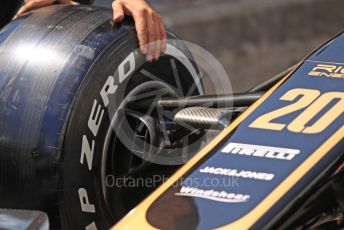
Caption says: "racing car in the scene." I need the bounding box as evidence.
[0,3,343,230]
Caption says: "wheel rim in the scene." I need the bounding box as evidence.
[101,81,180,219]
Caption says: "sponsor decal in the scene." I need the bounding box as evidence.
[221,142,300,160]
[199,166,274,181]
[308,64,344,78]
[77,52,138,230]
[175,186,250,203]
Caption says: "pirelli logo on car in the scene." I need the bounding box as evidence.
[221,142,300,160]
[308,64,344,78]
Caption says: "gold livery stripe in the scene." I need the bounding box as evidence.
[217,124,344,229]
[112,64,297,230]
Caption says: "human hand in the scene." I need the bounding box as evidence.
[112,0,166,62]
[14,0,76,19]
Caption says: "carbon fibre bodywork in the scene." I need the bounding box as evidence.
[114,33,344,229]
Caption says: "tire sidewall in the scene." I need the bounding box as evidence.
[60,32,202,229]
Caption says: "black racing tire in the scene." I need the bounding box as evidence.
[0,5,204,229]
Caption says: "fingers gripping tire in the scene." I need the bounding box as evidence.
[0,5,203,229]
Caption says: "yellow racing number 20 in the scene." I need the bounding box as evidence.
[249,88,344,134]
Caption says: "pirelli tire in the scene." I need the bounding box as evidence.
[0,5,204,229]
